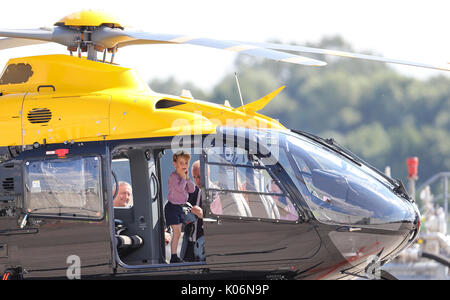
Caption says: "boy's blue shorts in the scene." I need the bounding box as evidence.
[164,202,185,226]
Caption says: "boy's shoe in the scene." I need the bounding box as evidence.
[170,255,184,264]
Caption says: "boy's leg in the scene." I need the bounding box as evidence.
[170,223,182,255]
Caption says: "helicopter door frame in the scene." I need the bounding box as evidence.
[111,147,164,267]
[110,139,207,273]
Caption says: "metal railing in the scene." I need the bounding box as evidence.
[417,172,450,222]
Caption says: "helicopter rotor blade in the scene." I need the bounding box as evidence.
[237,41,450,72]
[91,27,327,67]
[0,27,90,52]
[3,25,444,72]
[0,28,54,43]
[0,38,49,50]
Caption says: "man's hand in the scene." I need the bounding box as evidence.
[190,206,203,219]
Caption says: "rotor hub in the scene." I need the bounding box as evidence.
[54,10,124,29]
[53,10,124,61]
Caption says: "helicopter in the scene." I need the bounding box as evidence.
[0,10,446,280]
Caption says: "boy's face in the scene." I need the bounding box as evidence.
[173,156,189,177]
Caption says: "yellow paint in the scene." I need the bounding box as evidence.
[236,86,285,113]
[22,94,110,145]
[0,94,23,146]
[0,54,286,147]
[0,55,149,95]
[54,10,123,28]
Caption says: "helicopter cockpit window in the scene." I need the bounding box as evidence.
[284,134,415,225]
[24,156,103,219]
[205,146,299,221]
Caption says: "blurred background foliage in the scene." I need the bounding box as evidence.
[149,36,450,205]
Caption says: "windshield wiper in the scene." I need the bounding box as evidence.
[291,129,362,167]
[324,136,395,182]
[325,137,402,189]
[392,179,413,202]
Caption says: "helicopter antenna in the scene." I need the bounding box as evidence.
[234,72,245,112]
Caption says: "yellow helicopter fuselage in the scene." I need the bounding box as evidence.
[0,54,285,148]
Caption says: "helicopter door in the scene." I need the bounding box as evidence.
[112,148,164,266]
[10,143,112,278]
[202,145,321,273]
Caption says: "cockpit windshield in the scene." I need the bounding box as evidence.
[277,131,415,226]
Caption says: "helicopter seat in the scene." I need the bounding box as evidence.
[220,192,251,217]
[245,169,280,219]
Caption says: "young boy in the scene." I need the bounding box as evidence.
[165,150,195,263]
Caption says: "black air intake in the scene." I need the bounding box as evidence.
[155,99,185,109]
[1,178,14,193]
[27,108,52,124]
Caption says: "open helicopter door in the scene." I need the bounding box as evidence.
[111,147,164,266]
[201,131,322,276]
[5,142,113,279]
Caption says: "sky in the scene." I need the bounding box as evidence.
[1,0,449,92]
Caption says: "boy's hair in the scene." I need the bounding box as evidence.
[173,150,191,162]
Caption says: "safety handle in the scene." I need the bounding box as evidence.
[37,85,56,92]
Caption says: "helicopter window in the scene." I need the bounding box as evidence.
[207,164,283,195]
[24,156,103,219]
[284,134,415,225]
[207,146,252,166]
[205,147,299,221]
